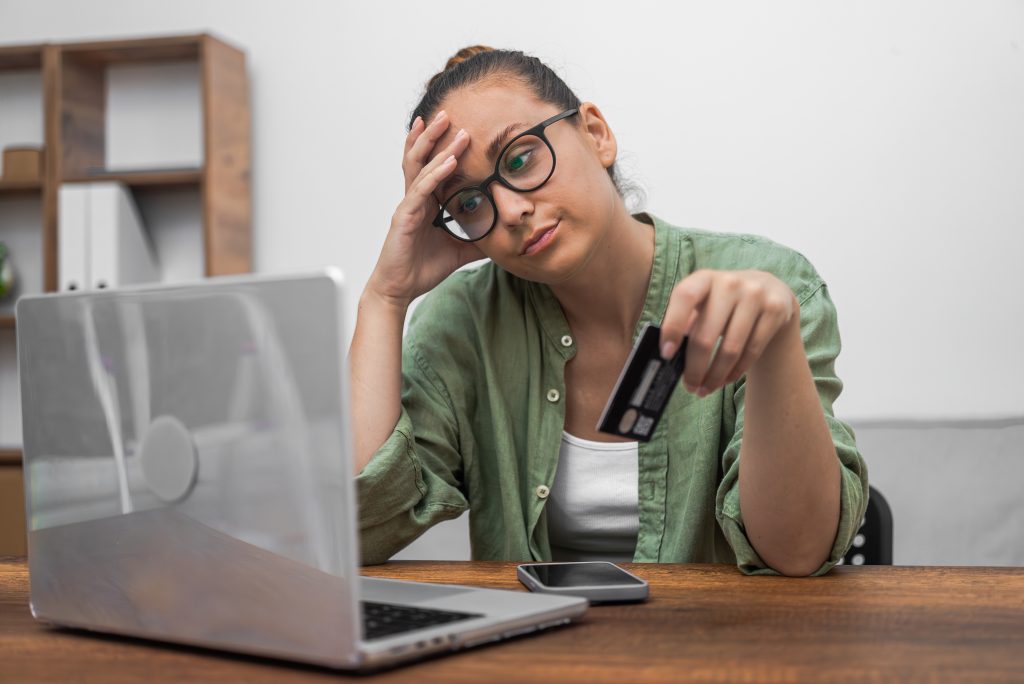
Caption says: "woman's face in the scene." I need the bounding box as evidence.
[431,79,621,285]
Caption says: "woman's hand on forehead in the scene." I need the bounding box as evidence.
[362,104,481,307]
[404,110,470,193]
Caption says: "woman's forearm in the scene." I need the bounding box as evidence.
[737,310,841,576]
[347,287,409,475]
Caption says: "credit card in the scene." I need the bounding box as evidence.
[596,324,687,442]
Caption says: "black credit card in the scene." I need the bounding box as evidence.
[596,324,687,442]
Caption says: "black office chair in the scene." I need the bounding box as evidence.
[838,485,893,566]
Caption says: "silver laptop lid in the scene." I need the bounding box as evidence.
[17,271,364,667]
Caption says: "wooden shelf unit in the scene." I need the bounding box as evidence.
[0,33,252,555]
[54,33,252,279]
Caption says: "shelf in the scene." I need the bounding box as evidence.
[60,34,204,65]
[63,169,202,188]
[0,44,43,71]
[0,448,21,466]
[0,180,43,195]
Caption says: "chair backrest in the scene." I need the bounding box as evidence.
[839,485,893,566]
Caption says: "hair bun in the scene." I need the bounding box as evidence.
[443,45,494,71]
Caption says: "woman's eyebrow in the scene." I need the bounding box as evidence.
[437,171,467,200]
[487,122,528,161]
[438,122,529,198]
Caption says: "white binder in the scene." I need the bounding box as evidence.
[58,185,89,291]
[58,182,159,291]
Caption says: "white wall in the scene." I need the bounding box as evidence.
[2,0,1022,424]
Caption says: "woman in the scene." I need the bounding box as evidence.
[349,46,868,576]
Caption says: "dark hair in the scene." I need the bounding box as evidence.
[410,46,639,205]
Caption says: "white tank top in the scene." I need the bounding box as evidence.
[546,431,640,562]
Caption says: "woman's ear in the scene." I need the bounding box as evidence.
[578,102,617,169]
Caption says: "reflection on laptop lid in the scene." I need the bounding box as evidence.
[17,271,586,670]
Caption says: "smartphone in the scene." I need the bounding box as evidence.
[517,561,649,603]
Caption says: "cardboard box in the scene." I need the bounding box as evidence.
[2,147,44,183]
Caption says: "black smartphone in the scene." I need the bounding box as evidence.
[517,562,649,603]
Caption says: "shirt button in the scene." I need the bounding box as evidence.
[535,485,550,499]
[546,388,560,403]
[560,335,573,347]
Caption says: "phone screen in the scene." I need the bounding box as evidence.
[522,562,645,587]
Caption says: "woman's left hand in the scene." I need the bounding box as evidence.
[658,270,800,397]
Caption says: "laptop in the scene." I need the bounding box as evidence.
[16,270,587,670]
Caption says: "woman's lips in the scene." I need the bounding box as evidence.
[522,223,559,256]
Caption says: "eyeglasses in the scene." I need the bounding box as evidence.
[432,108,579,242]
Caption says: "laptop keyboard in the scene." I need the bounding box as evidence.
[361,601,482,641]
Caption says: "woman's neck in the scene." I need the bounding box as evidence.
[549,211,655,342]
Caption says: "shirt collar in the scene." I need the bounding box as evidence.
[633,212,681,337]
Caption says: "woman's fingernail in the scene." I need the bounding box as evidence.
[413,116,423,128]
[697,386,709,398]
[432,110,446,123]
[455,128,467,141]
[661,341,677,360]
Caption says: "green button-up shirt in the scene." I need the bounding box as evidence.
[356,214,869,575]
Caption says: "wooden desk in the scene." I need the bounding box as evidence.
[2,557,1023,682]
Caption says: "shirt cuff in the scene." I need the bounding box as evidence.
[355,408,426,529]
[717,462,868,576]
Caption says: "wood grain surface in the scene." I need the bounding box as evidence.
[2,558,1023,683]
[201,35,251,277]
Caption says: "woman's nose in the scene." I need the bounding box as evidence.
[490,183,534,229]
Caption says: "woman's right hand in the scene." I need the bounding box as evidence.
[366,110,484,308]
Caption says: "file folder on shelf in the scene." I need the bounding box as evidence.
[58,185,89,292]
[58,182,159,292]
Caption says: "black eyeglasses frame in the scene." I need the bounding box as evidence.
[432,108,580,242]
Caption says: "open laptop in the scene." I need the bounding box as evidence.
[16,270,587,670]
